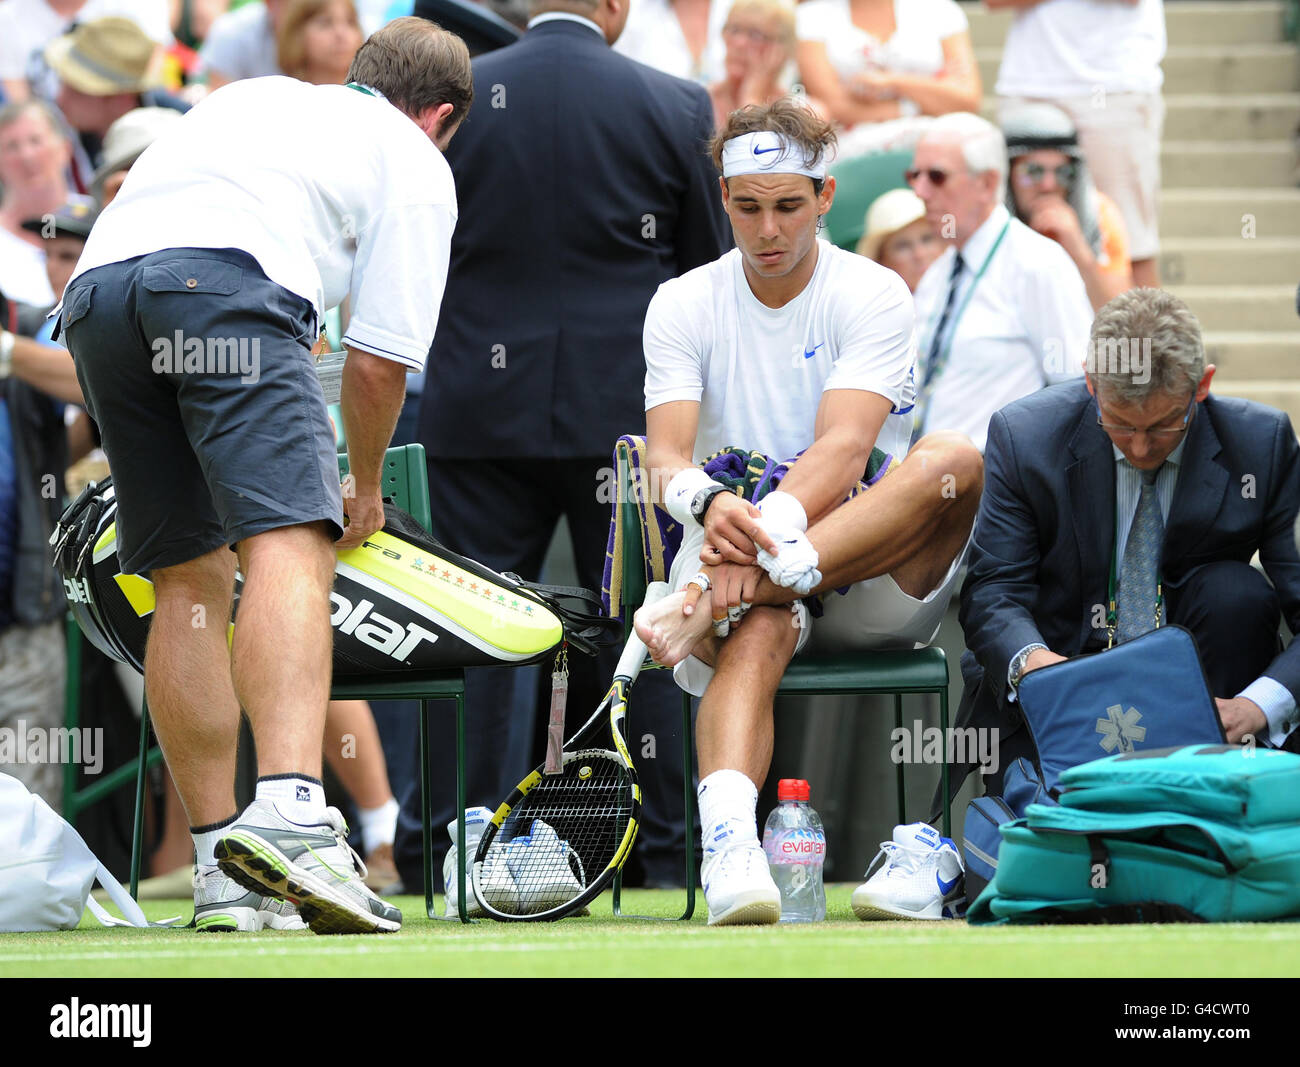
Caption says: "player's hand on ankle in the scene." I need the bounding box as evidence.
[706,562,762,635]
[704,493,774,564]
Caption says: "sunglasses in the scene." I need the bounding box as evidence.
[904,167,953,188]
[1016,161,1078,187]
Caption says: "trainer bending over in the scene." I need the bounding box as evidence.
[633,99,982,925]
[59,18,472,934]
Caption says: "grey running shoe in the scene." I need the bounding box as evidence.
[215,800,402,934]
[193,864,306,932]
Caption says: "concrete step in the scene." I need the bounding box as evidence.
[1160,189,1300,239]
[1159,237,1300,285]
[1164,94,1300,141]
[1202,333,1300,379]
[1172,286,1300,332]
[976,45,1300,95]
[964,1,1288,50]
[1160,140,1296,187]
[1213,380,1300,426]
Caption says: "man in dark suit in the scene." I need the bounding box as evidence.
[410,0,730,896]
[951,287,1300,801]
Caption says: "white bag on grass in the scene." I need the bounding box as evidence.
[0,772,178,931]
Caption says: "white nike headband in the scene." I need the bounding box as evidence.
[721,131,828,181]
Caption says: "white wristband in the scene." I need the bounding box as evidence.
[757,490,807,533]
[664,467,716,526]
[0,330,14,379]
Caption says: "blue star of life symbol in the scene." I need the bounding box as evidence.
[1096,703,1147,753]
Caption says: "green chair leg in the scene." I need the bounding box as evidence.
[421,696,435,920]
[455,689,471,924]
[62,617,82,823]
[130,696,150,899]
[939,686,951,837]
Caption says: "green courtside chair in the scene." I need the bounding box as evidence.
[119,444,476,920]
[607,438,953,914]
[822,148,914,253]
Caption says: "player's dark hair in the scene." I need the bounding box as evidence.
[347,17,474,131]
[709,96,837,181]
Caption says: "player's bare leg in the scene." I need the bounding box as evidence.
[146,546,241,826]
[232,521,336,776]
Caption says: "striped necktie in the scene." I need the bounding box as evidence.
[920,251,965,389]
[1116,466,1163,643]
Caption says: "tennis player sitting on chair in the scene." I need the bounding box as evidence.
[634,99,983,925]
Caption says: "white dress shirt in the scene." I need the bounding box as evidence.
[912,203,1092,452]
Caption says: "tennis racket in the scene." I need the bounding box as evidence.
[471,582,670,921]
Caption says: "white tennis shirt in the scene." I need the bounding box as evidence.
[644,239,917,466]
[71,76,456,370]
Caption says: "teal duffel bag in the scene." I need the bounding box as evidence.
[968,745,1300,924]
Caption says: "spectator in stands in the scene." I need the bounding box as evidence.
[950,288,1300,807]
[0,201,93,812]
[1003,102,1133,312]
[200,0,290,88]
[164,0,230,88]
[795,0,979,155]
[416,0,729,902]
[0,0,172,102]
[614,0,728,84]
[855,186,940,293]
[0,98,71,307]
[90,105,182,205]
[277,0,363,84]
[44,17,190,190]
[907,112,1092,452]
[708,0,818,130]
[632,98,981,925]
[990,0,1166,289]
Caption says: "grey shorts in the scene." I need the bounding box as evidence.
[61,247,343,575]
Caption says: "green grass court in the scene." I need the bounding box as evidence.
[7,885,1300,978]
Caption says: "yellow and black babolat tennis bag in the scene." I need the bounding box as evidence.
[51,477,616,675]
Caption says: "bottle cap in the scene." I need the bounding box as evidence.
[777,779,810,802]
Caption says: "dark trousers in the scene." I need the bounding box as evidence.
[384,454,689,892]
[940,559,1290,809]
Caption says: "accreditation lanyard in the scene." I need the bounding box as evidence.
[1105,530,1164,650]
[917,218,1011,396]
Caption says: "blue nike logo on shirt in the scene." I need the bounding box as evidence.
[803,343,824,359]
[753,146,782,155]
[937,872,960,895]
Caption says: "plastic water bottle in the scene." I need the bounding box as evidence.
[762,779,826,922]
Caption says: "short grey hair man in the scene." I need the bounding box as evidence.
[1088,287,1205,405]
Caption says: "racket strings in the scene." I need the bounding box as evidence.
[478,752,634,916]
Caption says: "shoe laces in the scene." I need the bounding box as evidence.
[322,806,368,881]
[866,839,931,880]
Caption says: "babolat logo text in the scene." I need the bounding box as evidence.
[50,999,151,1047]
[329,591,439,661]
[151,330,260,384]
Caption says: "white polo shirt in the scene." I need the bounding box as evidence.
[995,0,1166,98]
[912,204,1092,452]
[71,77,456,369]
[644,239,916,466]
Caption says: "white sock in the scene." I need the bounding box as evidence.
[698,769,759,854]
[191,814,238,867]
[256,774,326,821]
[357,796,399,855]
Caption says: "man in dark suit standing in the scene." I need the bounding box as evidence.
[951,287,1300,802]
[411,0,730,897]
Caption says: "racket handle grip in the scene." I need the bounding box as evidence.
[617,581,671,679]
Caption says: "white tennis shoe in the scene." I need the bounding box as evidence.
[702,838,781,926]
[852,822,965,920]
[504,819,584,914]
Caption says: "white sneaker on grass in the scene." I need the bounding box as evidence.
[504,819,584,914]
[215,800,402,935]
[702,840,780,926]
[192,864,306,932]
[852,822,965,921]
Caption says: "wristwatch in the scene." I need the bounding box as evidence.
[689,482,730,526]
[1008,643,1049,692]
